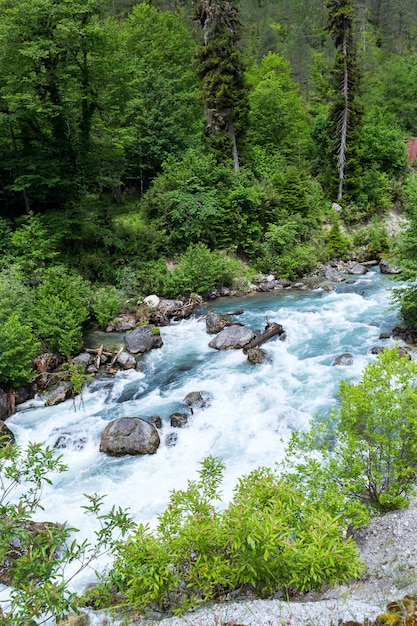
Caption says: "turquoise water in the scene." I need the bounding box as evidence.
[2,268,405,597]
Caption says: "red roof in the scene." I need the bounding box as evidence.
[406,137,417,164]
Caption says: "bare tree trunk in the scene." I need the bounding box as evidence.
[337,31,349,201]
[228,120,240,172]
[7,389,16,417]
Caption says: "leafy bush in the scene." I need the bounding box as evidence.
[107,457,362,615]
[392,284,417,330]
[0,267,34,323]
[352,220,390,258]
[325,220,351,259]
[254,224,318,279]
[283,347,417,527]
[163,243,249,298]
[92,285,125,328]
[9,212,58,276]
[0,217,11,259]
[0,441,134,625]
[0,315,40,389]
[32,266,92,356]
[114,259,168,299]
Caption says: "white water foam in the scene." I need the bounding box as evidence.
[2,270,404,604]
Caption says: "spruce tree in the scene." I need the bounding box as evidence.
[326,0,363,201]
[193,0,248,170]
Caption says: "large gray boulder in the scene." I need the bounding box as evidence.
[332,353,353,366]
[44,381,73,407]
[124,326,163,354]
[380,258,402,275]
[348,262,368,275]
[170,413,188,428]
[324,267,343,282]
[184,391,212,409]
[100,417,160,456]
[246,348,270,364]
[208,325,256,350]
[205,310,231,334]
[116,350,136,370]
[72,353,91,371]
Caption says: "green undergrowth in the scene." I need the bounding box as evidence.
[81,456,363,616]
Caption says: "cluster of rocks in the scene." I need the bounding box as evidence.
[0,256,408,452]
[99,311,287,456]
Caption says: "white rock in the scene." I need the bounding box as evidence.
[143,294,160,309]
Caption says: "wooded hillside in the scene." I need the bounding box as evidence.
[1,0,417,369]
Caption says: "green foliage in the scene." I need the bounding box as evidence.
[0,315,40,389]
[143,150,265,254]
[8,212,58,275]
[0,267,33,322]
[361,108,407,178]
[367,54,417,135]
[163,243,248,298]
[114,259,168,299]
[247,53,311,162]
[283,348,417,526]
[352,220,390,259]
[392,282,417,331]
[0,441,135,625]
[91,285,125,329]
[0,0,109,212]
[107,456,362,615]
[121,3,201,190]
[194,0,248,168]
[32,266,92,356]
[325,219,351,259]
[249,168,325,278]
[325,0,363,202]
[0,217,11,257]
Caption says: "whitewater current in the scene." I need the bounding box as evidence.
[1,268,405,607]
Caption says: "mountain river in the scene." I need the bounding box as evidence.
[0,267,408,615]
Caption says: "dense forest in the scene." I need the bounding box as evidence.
[1,0,417,385]
[5,1,417,623]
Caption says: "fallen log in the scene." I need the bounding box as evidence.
[85,347,113,357]
[243,320,285,353]
[110,346,124,366]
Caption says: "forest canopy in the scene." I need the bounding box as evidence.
[0,0,417,363]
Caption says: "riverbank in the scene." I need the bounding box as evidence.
[101,499,417,626]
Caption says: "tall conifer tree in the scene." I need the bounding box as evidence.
[326,0,362,201]
[193,0,248,170]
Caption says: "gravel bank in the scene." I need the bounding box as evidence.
[130,500,417,626]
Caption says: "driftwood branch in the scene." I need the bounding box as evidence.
[243,318,285,352]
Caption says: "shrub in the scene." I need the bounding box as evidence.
[32,266,92,356]
[0,315,40,388]
[107,457,362,615]
[114,260,168,299]
[352,220,390,258]
[163,243,249,298]
[392,284,417,330]
[92,285,125,328]
[283,347,417,527]
[254,225,318,279]
[0,441,134,625]
[325,220,351,259]
[9,212,58,276]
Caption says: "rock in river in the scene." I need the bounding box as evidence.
[208,325,256,350]
[100,417,160,456]
[124,326,163,354]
